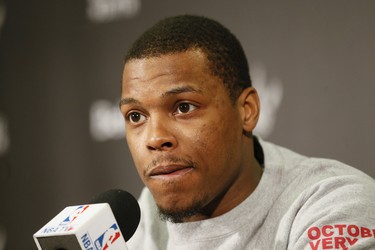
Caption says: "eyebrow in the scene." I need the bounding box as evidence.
[119,85,201,107]
[162,85,202,97]
[119,97,140,107]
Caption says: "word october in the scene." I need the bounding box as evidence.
[307,224,375,249]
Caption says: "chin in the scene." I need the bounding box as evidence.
[157,201,203,223]
[155,193,208,223]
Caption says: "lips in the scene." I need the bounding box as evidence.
[148,164,194,177]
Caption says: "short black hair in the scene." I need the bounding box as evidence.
[124,15,251,101]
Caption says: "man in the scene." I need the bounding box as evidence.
[119,15,375,249]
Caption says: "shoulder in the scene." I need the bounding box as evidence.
[259,140,375,249]
[287,174,375,249]
[260,138,374,187]
[266,147,375,249]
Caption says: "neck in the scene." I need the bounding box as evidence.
[183,155,263,222]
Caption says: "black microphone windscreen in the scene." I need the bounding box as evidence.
[90,189,141,241]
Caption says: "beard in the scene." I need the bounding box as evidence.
[156,195,207,223]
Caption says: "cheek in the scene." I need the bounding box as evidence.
[126,133,146,173]
[195,120,242,167]
[191,121,239,165]
[190,124,210,152]
[126,127,144,153]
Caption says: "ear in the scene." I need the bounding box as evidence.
[237,87,260,133]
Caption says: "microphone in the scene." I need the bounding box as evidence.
[33,189,141,250]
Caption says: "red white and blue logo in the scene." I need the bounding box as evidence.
[94,223,121,250]
[60,205,90,228]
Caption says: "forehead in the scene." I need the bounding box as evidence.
[121,50,220,94]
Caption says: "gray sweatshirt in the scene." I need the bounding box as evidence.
[127,140,375,249]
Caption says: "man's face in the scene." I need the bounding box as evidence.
[121,50,251,222]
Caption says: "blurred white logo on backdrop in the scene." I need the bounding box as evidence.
[90,100,124,141]
[0,113,9,156]
[0,225,6,250]
[252,63,284,138]
[0,1,6,35]
[86,0,141,22]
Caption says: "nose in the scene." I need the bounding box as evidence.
[145,118,177,151]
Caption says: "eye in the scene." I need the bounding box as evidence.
[175,102,197,114]
[127,111,146,124]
